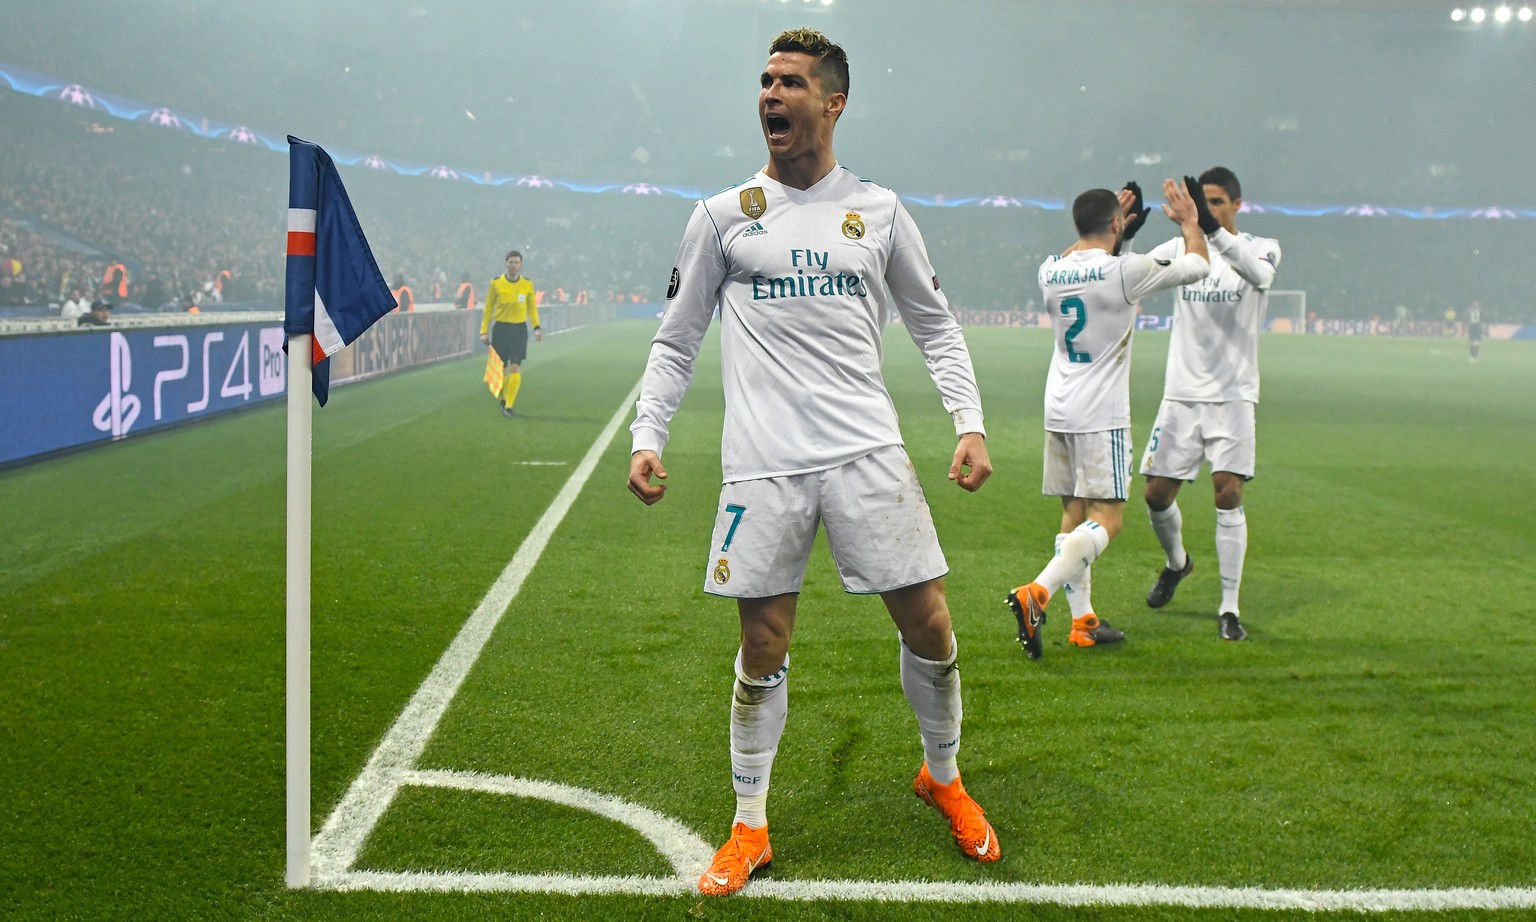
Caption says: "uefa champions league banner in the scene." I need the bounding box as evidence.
[0,322,287,467]
[6,59,1535,220]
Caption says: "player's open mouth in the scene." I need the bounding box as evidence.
[765,114,791,139]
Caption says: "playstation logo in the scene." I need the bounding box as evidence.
[92,332,141,439]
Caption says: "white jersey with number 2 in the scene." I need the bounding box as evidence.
[1039,247,1210,433]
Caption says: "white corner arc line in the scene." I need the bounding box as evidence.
[406,769,714,879]
[309,378,644,883]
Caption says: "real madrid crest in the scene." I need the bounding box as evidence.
[740,187,767,220]
[841,211,865,240]
[713,558,732,585]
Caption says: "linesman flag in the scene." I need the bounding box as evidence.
[484,345,505,397]
[284,135,395,406]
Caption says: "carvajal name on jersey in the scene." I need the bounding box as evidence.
[1044,266,1106,285]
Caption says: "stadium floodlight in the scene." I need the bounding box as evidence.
[1495,5,1512,22]
[1521,6,1534,20]
[1470,6,1487,21]
[1451,7,1466,20]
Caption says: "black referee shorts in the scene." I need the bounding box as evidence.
[492,321,529,364]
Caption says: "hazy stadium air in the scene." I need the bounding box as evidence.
[2,0,1532,324]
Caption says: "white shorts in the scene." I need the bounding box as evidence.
[1140,399,1256,481]
[703,445,948,598]
[1041,428,1133,500]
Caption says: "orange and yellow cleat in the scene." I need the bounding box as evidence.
[913,764,1000,863]
[697,822,773,896]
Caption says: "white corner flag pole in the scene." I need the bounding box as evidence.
[286,333,313,888]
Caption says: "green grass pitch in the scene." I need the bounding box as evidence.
[2,320,1533,921]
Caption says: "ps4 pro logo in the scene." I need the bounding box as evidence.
[90,327,287,440]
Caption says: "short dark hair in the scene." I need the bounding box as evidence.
[769,28,849,97]
[1199,166,1241,201]
[505,250,522,261]
[1072,189,1121,237]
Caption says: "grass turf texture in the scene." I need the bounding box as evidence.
[1,320,1532,921]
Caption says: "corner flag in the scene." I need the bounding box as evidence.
[284,136,397,890]
[284,135,395,406]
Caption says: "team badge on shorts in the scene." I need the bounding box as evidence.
[713,557,732,585]
[740,187,767,219]
[841,211,865,240]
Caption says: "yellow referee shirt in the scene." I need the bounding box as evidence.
[480,275,539,335]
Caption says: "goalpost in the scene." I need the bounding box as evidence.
[1268,289,1307,334]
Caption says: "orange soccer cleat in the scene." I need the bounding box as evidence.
[1006,582,1050,659]
[697,822,773,896]
[913,764,1000,862]
[1068,613,1125,648]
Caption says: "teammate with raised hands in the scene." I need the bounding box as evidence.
[1135,168,1283,642]
[1008,179,1210,659]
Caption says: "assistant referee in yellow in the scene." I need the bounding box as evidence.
[480,250,542,418]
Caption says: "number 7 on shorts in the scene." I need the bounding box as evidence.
[721,503,747,552]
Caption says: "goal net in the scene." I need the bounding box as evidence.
[1268,289,1307,334]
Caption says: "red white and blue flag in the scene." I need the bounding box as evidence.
[284,136,395,406]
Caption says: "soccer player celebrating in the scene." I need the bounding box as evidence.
[627,28,998,896]
[1136,168,1282,642]
[1007,181,1210,659]
[480,250,541,418]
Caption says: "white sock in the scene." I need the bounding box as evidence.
[730,649,788,828]
[1148,502,1187,570]
[899,633,961,785]
[1056,533,1093,618]
[1034,520,1111,597]
[1216,506,1247,615]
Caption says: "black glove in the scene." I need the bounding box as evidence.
[1121,181,1151,241]
[1112,181,1152,255]
[1184,176,1221,235]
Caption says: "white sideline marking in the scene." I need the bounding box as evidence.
[308,378,1536,912]
[320,868,1536,912]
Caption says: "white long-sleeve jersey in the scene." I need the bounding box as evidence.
[630,166,985,483]
[1039,247,1210,433]
[1146,228,1281,403]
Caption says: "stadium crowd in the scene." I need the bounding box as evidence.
[3,91,1532,325]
